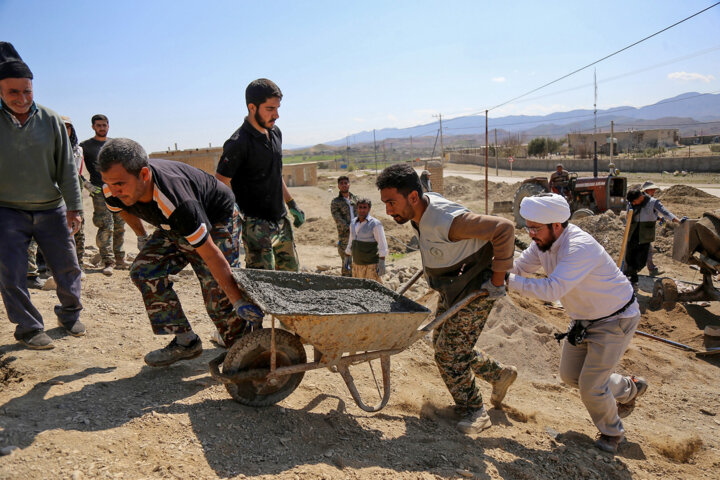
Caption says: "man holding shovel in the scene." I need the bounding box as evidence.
[377,163,518,435]
[507,193,647,453]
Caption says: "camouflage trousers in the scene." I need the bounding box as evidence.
[242,215,299,271]
[337,241,352,277]
[91,193,125,265]
[27,212,85,276]
[129,216,251,348]
[433,296,506,409]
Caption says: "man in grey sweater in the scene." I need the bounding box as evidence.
[0,42,85,349]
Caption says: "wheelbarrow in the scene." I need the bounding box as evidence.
[209,269,487,412]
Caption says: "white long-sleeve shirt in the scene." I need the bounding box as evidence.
[508,224,638,321]
[344,214,389,258]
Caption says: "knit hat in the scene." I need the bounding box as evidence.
[520,193,571,224]
[0,42,33,81]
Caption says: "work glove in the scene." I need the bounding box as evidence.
[286,199,305,228]
[137,234,151,251]
[83,180,101,195]
[680,216,688,223]
[233,299,264,326]
[343,256,352,272]
[481,278,506,299]
[376,258,386,277]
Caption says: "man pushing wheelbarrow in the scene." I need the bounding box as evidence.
[376,163,518,434]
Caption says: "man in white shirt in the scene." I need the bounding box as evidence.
[344,198,388,282]
[507,193,648,454]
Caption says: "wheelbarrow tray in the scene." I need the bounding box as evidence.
[232,269,431,355]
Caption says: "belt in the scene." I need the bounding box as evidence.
[585,294,637,323]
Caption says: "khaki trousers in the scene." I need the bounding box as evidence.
[559,313,640,436]
[351,263,381,283]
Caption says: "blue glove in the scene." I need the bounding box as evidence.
[343,256,352,272]
[233,299,264,325]
[286,199,305,228]
[680,216,688,224]
[376,258,386,277]
[137,234,151,251]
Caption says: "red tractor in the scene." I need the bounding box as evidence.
[512,172,627,227]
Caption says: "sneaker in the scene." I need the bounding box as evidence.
[27,276,45,290]
[102,264,114,276]
[144,337,203,367]
[456,406,492,434]
[594,433,624,453]
[58,319,86,337]
[617,375,648,419]
[490,365,518,407]
[15,330,54,350]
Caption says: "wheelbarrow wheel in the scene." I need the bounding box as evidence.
[222,329,306,407]
[650,278,678,311]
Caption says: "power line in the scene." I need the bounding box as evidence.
[486,2,720,113]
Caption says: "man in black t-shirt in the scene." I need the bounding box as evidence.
[98,138,263,367]
[80,114,126,275]
[215,78,304,271]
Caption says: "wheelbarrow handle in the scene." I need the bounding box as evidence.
[420,290,489,333]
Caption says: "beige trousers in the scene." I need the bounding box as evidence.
[559,313,641,436]
[352,263,381,283]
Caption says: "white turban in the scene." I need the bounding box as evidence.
[520,193,571,224]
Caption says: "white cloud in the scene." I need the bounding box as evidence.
[667,71,715,83]
[492,76,506,83]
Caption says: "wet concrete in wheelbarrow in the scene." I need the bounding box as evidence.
[232,269,429,315]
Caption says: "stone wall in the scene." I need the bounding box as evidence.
[447,153,720,173]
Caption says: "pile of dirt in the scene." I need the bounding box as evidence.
[657,184,716,202]
[571,211,626,258]
[0,354,21,387]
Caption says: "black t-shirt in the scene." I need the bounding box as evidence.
[216,119,285,221]
[104,159,235,248]
[79,137,107,187]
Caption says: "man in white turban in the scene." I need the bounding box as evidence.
[507,193,648,454]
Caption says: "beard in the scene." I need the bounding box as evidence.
[534,230,558,252]
[254,110,274,129]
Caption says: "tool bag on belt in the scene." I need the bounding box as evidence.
[554,294,636,346]
[425,243,494,310]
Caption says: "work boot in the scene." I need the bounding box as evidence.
[102,263,114,276]
[617,375,648,419]
[27,276,45,290]
[490,365,518,407]
[594,433,624,453]
[115,256,130,270]
[58,319,86,337]
[456,406,492,434]
[15,330,54,350]
[144,337,203,367]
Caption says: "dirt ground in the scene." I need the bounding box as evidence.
[1,169,719,480]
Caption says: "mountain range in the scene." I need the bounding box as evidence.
[326,92,720,146]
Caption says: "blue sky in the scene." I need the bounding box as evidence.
[2,0,718,151]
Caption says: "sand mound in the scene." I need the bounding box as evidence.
[658,184,715,201]
[477,297,561,381]
[571,212,626,258]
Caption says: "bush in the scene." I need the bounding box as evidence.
[528,137,561,157]
[710,145,720,153]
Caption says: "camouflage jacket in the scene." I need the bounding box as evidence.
[330,192,359,243]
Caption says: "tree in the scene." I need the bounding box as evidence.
[528,137,561,157]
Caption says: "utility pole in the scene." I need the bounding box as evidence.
[433,114,444,161]
[410,135,413,161]
[485,110,489,214]
[373,129,378,174]
[494,128,498,176]
[610,120,614,159]
[346,136,350,168]
[593,69,598,134]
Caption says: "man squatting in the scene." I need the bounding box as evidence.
[98,138,263,366]
[377,163,518,434]
[508,193,648,453]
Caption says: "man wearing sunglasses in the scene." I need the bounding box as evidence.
[507,193,647,453]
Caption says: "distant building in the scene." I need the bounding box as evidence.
[568,129,678,156]
[149,147,318,186]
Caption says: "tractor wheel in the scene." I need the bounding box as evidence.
[222,329,306,407]
[570,208,594,221]
[513,183,546,228]
[650,278,678,311]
